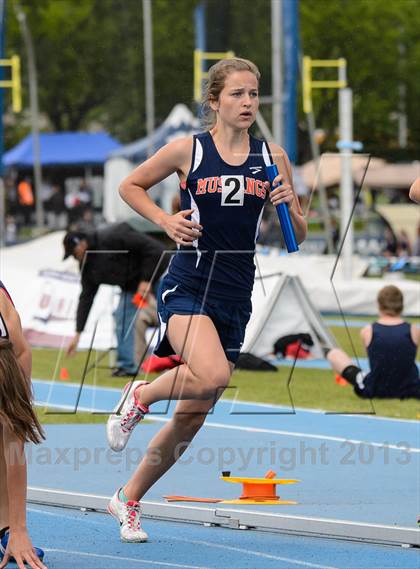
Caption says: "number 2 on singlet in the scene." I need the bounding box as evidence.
[221,175,245,206]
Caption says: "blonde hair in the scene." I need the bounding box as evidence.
[377,285,403,316]
[202,57,261,129]
[0,339,45,444]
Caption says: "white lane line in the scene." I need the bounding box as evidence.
[224,398,420,424]
[28,507,105,524]
[148,417,420,454]
[33,378,420,423]
[35,511,339,569]
[34,400,420,454]
[33,379,122,393]
[44,549,211,569]
[167,537,339,569]
[34,401,108,413]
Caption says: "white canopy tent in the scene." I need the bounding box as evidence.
[376,204,419,247]
[298,155,420,191]
[243,273,336,358]
[103,104,199,222]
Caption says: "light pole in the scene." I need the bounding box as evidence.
[142,0,155,158]
[13,1,44,230]
[271,0,283,146]
[338,87,354,280]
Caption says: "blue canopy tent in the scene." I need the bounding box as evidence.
[4,132,121,168]
[4,132,122,219]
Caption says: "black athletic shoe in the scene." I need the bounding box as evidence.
[111,368,134,377]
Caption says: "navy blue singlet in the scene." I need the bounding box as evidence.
[167,132,273,302]
[365,322,419,397]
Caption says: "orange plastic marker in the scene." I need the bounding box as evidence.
[59,367,69,381]
[164,496,222,503]
[264,470,276,479]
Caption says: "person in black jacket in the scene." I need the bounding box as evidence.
[63,222,169,375]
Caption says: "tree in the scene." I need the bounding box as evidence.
[5,0,196,145]
[4,0,420,160]
[299,0,420,158]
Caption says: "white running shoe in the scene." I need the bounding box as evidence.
[107,380,149,452]
[108,489,148,542]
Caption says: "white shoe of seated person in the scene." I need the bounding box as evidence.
[107,380,149,452]
[108,489,148,542]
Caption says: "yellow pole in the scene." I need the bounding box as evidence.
[0,55,22,113]
[11,55,22,113]
[193,50,235,103]
[302,56,347,114]
[194,49,202,103]
[303,56,312,114]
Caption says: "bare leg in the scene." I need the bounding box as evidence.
[123,396,228,501]
[0,427,9,529]
[327,348,353,375]
[135,314,232,407]
[124,314,234,501]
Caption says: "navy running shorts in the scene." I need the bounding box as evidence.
[154,274,252,365]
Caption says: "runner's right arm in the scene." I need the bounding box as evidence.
[119,137,202,246]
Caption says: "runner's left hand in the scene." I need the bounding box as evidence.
[264,176,294,207]
[0,530,48,569]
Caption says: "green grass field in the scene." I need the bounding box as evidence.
[32,324,420,423]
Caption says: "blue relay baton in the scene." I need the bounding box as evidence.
[265,163,299,253]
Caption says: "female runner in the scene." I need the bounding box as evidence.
[107,57,307,541]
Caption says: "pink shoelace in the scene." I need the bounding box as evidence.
[120,403,145,433]
[126,501,141,530]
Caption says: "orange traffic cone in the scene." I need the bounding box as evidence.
[59,367,70,381]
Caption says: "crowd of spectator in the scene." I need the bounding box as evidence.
[4,175,99,244]
[3,174,419,260]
